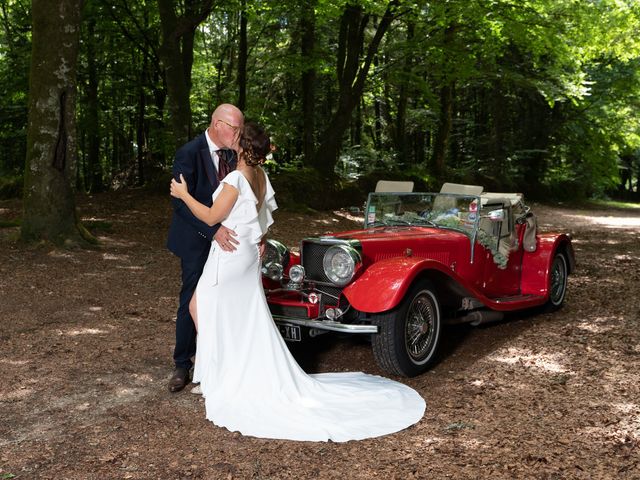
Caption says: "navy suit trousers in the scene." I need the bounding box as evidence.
[173,248,210,370]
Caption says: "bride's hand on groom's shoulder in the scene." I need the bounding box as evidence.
[170,174,188,199]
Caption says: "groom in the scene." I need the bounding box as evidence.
[166,103,245,392]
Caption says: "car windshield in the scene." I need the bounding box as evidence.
[364,192,481,236]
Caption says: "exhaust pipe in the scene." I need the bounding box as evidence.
[449,310,504,326]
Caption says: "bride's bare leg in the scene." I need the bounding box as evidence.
[189,293,198,332]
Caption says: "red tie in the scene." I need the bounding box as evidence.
[216,149,231,181]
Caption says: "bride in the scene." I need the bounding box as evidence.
[170,121,425,442]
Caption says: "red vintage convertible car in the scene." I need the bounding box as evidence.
[261,183,575,377]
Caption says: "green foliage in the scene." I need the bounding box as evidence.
[1,0,640,207]
[0,218,20,228]
[357,167,432,194]
[0,0,30,174]
[269,166,362,210]
[589,198,640,210]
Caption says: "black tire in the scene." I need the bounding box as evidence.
[543,252,568,312]
[371,280,442,377]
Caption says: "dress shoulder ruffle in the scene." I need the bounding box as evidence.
[258,171,277,235]
[220,169,277,242]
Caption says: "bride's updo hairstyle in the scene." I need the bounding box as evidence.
[239,121,270,166]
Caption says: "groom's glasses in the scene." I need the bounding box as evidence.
[217,119,240,134]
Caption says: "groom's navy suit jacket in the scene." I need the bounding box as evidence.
[166,132,235,260]
[167,132,237,370]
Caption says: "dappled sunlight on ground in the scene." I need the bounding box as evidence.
[582,401,640,442]
[47,251,81,263]
[561,213,640,229]
[61,327,110,336]
[0,387,35,402]
[0,358,29,366]
[575,316,619,334]
[98,236,140,247]
[1,196,639,477]
[311,217,343,225]
[457,438,484,449]
[114,387,148,398]
[588,216,640,227]
[488,347,573,374]
[614,253,639,260]
[333,209,365,223]
[102,253,130,261]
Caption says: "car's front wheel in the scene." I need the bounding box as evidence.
[371,280,442,377]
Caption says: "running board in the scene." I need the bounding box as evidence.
[491,294,544,304]
[460,294,546,314]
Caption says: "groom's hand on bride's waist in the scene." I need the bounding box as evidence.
[215,225,239,252]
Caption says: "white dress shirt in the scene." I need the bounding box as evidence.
[205,128,222,171]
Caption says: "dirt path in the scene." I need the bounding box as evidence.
[0,192,639,479]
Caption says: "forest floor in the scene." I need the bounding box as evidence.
[0,190,639,480]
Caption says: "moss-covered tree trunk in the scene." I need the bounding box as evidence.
[21,0,87,244]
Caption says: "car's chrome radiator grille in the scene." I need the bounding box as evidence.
[301,241,343,304]
[301,241,332,283]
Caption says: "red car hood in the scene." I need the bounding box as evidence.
[326,226,467,243]
[312,226,471,267]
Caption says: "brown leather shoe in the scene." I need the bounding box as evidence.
[168,367,190,393]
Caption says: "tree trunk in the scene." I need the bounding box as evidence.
[489,81,506,172]
[353,100,362,146]
[157,0,212,148]
[22,0,89,244]
[312,0,398,178]
[237,0,247,111]
[300,0,316,164]
[395,21,414,162]
[136,55,147,186]
[373,45,382,150]
[86,16,102,192]
[431,23,456,178]
[432,82,453,177]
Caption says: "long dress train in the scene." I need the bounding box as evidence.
[192,170,425,442]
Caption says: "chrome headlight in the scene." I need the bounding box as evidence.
[263,262,283,281]
[322,245,361,286]
[288,265,305,284]
[261,239,289,281]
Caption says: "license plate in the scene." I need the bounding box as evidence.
[278,323,302,342]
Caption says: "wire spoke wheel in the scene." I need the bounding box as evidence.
[405,293,437,361]
[372,280,441,377]
[544,253,568,312]
[549,254,567,305]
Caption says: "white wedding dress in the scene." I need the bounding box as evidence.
[192,169,425,442]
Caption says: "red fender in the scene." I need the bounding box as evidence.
[343,257,455,313]
[521,233,574,297]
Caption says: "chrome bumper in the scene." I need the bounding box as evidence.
[272,315,378,334]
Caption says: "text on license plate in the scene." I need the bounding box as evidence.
[278,323,302,342]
